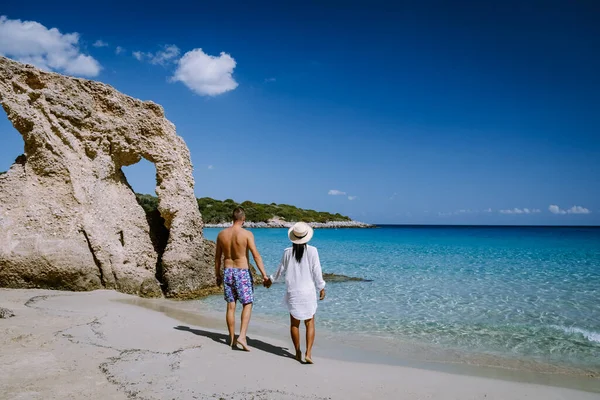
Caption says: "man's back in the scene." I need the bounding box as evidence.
[217,226,250,269]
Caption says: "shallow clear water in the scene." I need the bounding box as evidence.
[201,226,600,372]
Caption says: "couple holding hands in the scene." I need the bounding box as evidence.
[215,207,326,364]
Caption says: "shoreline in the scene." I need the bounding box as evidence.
[203,220,375,228]
[1,288,599,399]
[129,295,600,390]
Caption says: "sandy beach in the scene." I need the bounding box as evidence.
[1,288,598,400]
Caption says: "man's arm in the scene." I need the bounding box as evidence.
[215,234,223,286]
[247,232,269,283]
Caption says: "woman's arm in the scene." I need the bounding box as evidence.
[271,251,288,283]
[311,247,326,292]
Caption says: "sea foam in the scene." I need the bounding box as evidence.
[552,325,600,344]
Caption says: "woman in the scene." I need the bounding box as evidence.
[272,222,326,364]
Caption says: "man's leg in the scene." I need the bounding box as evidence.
[235,269,254,351]
[305,316,315,363]
[226,301,236,348]
[290,314,302,361]
[236,302,252,351]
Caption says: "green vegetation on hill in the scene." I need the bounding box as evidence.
[135,194,351,224]
[135,193,161,214]
[198,197,351,223]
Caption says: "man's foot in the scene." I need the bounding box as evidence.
[305,353,314,364]
[236,337,251,351]
[295,349,302,362]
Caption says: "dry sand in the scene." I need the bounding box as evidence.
[1,288,599,400]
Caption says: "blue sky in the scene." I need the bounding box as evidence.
[0,1,599,225]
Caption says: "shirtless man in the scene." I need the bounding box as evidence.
[215,207,270,351]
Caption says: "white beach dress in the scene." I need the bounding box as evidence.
[274,245,326,320]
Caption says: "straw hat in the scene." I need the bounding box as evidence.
[288,222,314,244]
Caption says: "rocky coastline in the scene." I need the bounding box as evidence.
[204,220,375,229]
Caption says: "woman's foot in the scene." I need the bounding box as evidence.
[305,353,313,364]
[295,349,302,362]
[236,337,251,351]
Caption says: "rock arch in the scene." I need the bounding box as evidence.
[0,57,215,298]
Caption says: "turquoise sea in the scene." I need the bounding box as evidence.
[201,226,600,374]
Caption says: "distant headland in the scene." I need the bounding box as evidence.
[136,194,374,228]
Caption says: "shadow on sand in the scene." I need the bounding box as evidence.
[174,325,297,361]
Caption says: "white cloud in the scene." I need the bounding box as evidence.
[132,51,144,61]
[499,208,540,215]
[567,206,590,214]
[264,77,276,83]
[171,49,238,96]
[498,208,541,215]
[93,40,108,47]
[208,165,214,170]
[0,15,101,77]
[549,205,591,215]
[438,210,472,216]
[328,190,346,196]
[132,45,180,65]
[149,44,180,65]
[549,205,566,215]
[348,196,357,201]
[438,208,503,216]
[115,46,125,55]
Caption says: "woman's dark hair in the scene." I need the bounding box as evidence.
[292,243,306,263]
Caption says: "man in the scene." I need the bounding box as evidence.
[215,207,270,351]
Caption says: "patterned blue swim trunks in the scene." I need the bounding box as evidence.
[223,268,254,305]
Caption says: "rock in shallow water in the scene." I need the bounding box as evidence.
[0,307,15,318]
[323,273,373,283]
[0,56,215,298]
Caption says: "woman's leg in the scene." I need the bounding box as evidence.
[290,314,302,360]
[305,316,315,362]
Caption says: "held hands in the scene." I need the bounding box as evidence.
[319,288,326,300]
[216,275,223,287]
[263,276,272,288]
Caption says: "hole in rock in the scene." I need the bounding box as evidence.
[122,158,170,291]
[0,115,26,175]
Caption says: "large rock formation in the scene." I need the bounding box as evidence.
[0,56,215,298]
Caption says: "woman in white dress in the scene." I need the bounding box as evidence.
[272,222,326,364]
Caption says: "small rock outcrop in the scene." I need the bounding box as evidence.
[0,56,215,298]
[322,273,372,283]
[0,307,15,318]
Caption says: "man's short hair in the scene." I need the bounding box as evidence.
[232,207,245,221]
